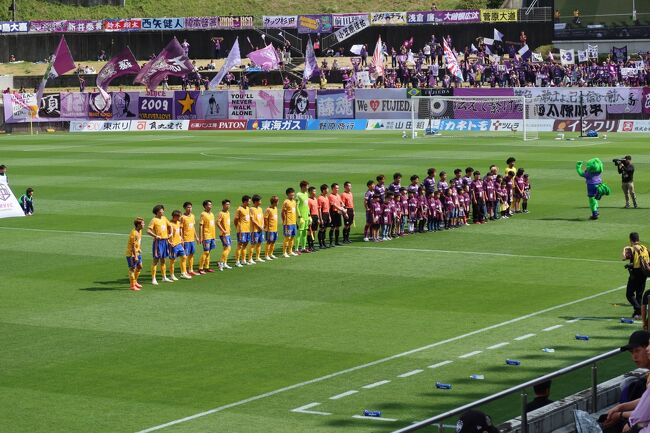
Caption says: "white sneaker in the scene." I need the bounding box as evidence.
[271,254,277,259]
[363,237,369,242]
[181,273,192,279]
[162,277,173,283]
[218,263,224,272]
[257,257,265,262]
[151,279,159,286]
[290,252,299,256]
[223,263,232,269]
[235,261,243,268]
[264,256,272,261]
[248,260,256,265]
[283,253,290,258]
[171,274,179,281]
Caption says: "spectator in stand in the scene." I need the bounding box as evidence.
[554,9,561,23]
[97,50,107,61]
[360,44,368,68]
[520,31,527,47]
[431,2,437,11]
[182,39,190,57]
[423,43,431,65]
[320,59,329,71]
[9,54,16,62]
[331,59,339,70]
[526,381,554,412]
[573,9,581,25]
[212,37,221,59]
[78,75,86,92]
[206,60,216,71]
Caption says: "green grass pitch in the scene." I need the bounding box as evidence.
[0,130,647,433]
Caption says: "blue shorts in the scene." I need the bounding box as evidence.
[238,232,251,244]
[266,231,278,243]
[170,243,186,259]
[220,235,232,247]
[251,232,264,244]
[126,254,142,269]
[284,224,297,237]
[153,239,169,259]
[202,238,216,251]
[183,241,196,256]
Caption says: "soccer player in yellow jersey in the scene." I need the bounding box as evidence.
[168,210,191,281]
[147,204,172,285]
[126,217,144,291]
[282,188,298,258]
[181,201,198,276]
[249,194,265,263]
[234,195,252,267]
[264,195,279,260]
[198,200,216,274]
[217,199,232,271]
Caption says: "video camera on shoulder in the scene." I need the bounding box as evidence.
[613,157,626,165]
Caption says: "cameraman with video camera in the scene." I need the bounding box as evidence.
[623,232,649,320]
[614,155,637,208]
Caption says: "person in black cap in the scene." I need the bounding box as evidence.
[456,410,499,433]
[603,330,650,430]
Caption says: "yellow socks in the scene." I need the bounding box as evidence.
[160,263,167,278]
[188,255,194,273]
[151,264,157,279]
[180,257,186,274]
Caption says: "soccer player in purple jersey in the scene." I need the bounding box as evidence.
[363,180,375,242]
[370,194,382,241]
[407,175,419,196]
[444,189,455,229]
[423,168,436,194]
[523,173,531,213]
[392,193,401,237]
[438,171,449,193]
[463,167,474,188]
[513,168,525,214]
[374,174,386,201]
[388,172,402,195]
[427,191,436,232]
[418,186,428,232]
[399,188,408,236]
[382,192,394,240]
[484,174,497,220]
[471,171,487,224]
[433,191,444,231]
[407,190,418,233]
[452,169,463,190]
[504,171,514,215]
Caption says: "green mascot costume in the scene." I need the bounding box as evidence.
[576,158,611,220]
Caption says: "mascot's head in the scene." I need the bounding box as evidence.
[585,158,603,174]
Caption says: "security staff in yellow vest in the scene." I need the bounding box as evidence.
[623,232,650,320]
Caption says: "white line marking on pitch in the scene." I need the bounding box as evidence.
[362,380,391,389]
[0,226,125,237]
[348,246,619,264]
[398,369,423,378]
[330,390,358,400]
[428,361,453,369]
[566,318,581,323]
[352,415,398,422]
[543,325,564,332]
[290,403,331,416]
[487,342,510,350]
[133,285,624,433]
[459,351,482,359]
[514,334,536,341]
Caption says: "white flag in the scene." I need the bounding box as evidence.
[587,44,599,58]
[560,49,575,65]
[0,184,26,219]
[483,37,494,46]
[577,50,588,63]
[209,37,241,89]
[532,52,544,62]
[494,28,504,42]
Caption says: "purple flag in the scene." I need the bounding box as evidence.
[134,37,195,91]
[37,36,76,103]
[303,38,319,82]
[247,44,280,71]
[209,37,241,89]
[96,47,140,99]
